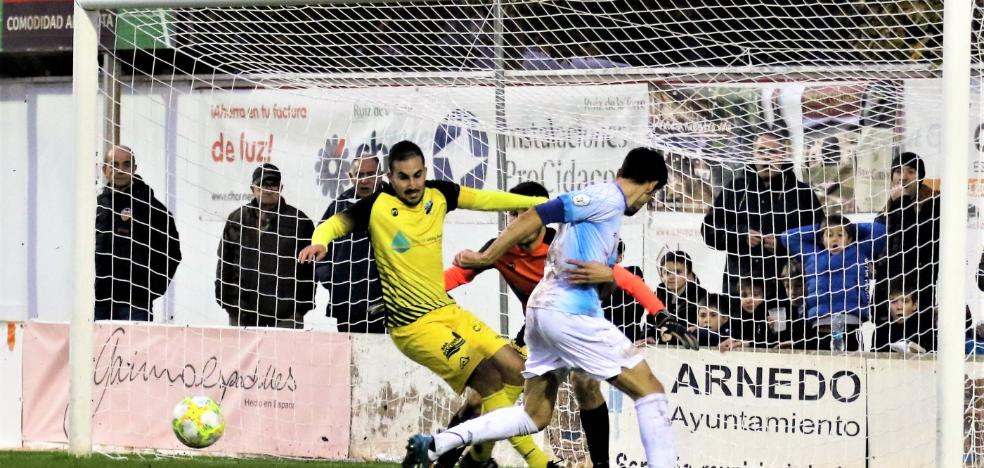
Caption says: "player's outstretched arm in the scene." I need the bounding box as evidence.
[612,265,666,315]
[298,213,355,263]
[455,208,544,268]
[444,265,478,292]
[565,261,667,314]
[456,186,547,212]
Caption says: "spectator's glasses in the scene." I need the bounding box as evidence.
[258,182,281,191]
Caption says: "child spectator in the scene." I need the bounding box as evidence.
[779,214,887,351]
[655,250,707,327]
[732,278,769,347]
[694,294,734,348]
[872,284,936,353]
[775,259,809,348]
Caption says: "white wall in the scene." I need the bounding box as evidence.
[0,84,30,320]
[0,81,82,322]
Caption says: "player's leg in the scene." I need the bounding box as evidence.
[388,305,549,467]
[570,371,610,468]
[442,372,560,450]
[530,308,674,468]
[404,372,561,468]
[458,357,502,466]
[435,390,482,468]
[462,318,551,468]
[607,361,675,468]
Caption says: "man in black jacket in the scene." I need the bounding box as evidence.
[95,145,181,321]
[873,151,940,306]
[216,163,316,328]
[316,154,386,333]
[701,130,824,296]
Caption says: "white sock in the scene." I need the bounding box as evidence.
[634,393,676,468]
[432,406,539,457]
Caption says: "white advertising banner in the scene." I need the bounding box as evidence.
[165,84,651,327]
[612,348,869,468]
[175,86,497,227]
[602,349,954,468]
[174,83,648,223]
[502,84,650,198]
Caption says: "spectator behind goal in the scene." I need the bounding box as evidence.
[316,154,386,333]
[873,151,940,308]
[778,214,887,351]
[871,282,936,354]
[701,129,824,297]
[95,145,181,321]
[694,293,734,348]
[215,163,316,328]
[654,250,706,328]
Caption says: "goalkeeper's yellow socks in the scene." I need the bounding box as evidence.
[502,382,523,403]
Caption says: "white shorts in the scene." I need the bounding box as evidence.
[523,306,645,381]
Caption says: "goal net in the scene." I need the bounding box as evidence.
[55,0,983,466]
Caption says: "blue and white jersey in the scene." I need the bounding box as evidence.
[527,182,627,317]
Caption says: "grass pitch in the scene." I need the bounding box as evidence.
[0,451,397,467]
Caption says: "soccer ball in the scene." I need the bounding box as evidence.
[171,396,225,448]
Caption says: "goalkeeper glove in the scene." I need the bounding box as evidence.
[645,314,698,350]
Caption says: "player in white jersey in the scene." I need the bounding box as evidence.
[402,148,694,468]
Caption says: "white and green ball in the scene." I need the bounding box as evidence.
[171,396,225,448]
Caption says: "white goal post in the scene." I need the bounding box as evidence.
[68,0,972,465]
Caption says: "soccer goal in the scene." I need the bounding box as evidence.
[64,0,977,466]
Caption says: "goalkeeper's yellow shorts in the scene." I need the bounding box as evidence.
[389,304,509,394]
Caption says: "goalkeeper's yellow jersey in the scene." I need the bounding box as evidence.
[312,180,545,328]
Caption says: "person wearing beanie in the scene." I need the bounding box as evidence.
[873,150,940,309]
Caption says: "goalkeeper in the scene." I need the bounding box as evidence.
[442,181,694,468]
[299,141,554,468]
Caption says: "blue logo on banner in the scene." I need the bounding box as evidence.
[432,109,489,189]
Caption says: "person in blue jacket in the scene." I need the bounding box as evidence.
[779,214,886,351]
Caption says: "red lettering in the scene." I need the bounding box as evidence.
[211,133,236,162]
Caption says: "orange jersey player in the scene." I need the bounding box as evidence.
[445,228,666,346]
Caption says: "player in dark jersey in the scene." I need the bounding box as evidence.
[442,181,675,468]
